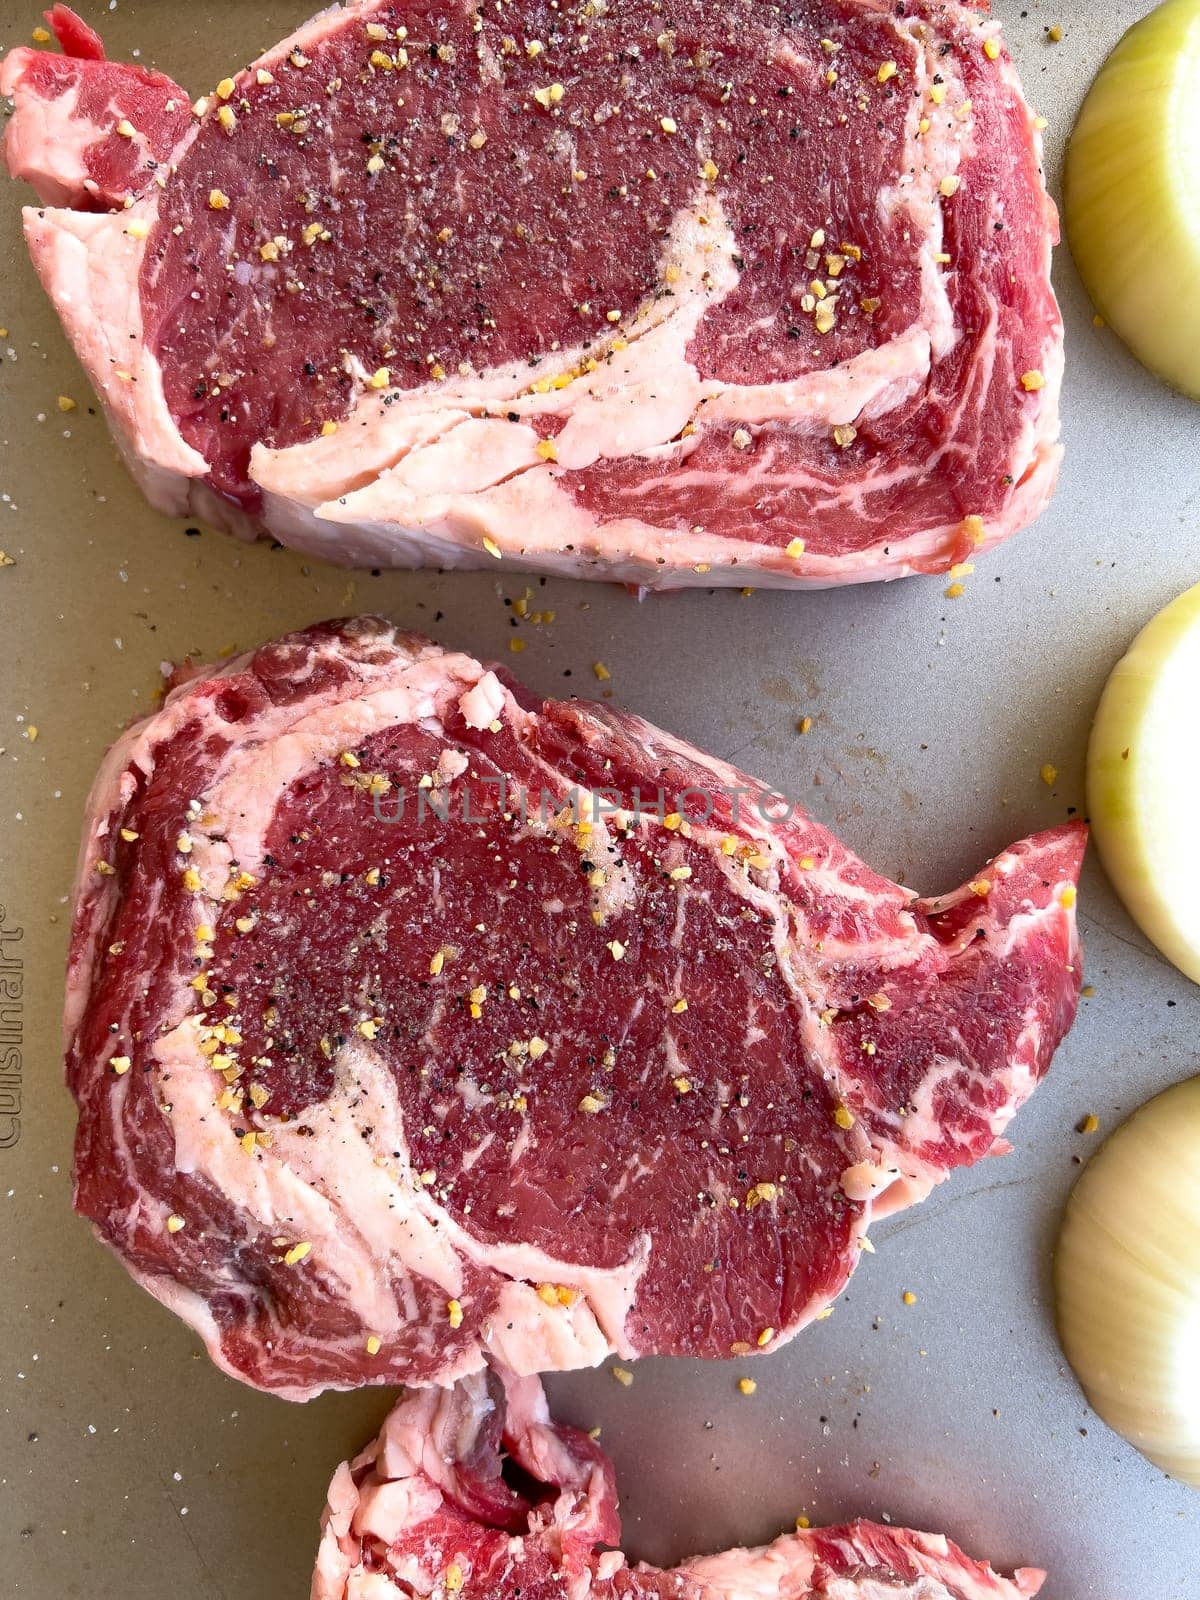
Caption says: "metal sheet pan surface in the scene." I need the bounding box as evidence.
[1,4,1197,1596]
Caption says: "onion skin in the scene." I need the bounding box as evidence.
[1055,1078,1200,1487]
[1064,0,1200,399]
[1087,580,1200,985]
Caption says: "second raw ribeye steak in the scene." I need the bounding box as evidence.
[66,618,1085,1397]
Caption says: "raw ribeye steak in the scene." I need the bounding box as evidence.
[4,1,1062,587]
[312,1368,1045,1600]
[66,618,1085,1398]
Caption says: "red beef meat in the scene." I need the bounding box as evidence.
[65,618,1085,1398]
[4,2,1062,586]
[312,1368,1045,1600]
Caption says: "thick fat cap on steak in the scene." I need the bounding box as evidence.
[312,1367,1046,1600]
[65,618,1086,1399]
[4,2,1062,587]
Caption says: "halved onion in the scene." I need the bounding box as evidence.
[1055,1077,1200,1486]
[1064,0,1200,398]
[1087,580,1200,983]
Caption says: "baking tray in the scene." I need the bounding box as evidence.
[1,3,1197,1596]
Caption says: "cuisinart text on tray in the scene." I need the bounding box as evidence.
[0,906,23,1149]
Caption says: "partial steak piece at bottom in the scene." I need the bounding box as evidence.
[3,1,1061,586]
[66,619,1085,1398]
[312,1369,1045,1600]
